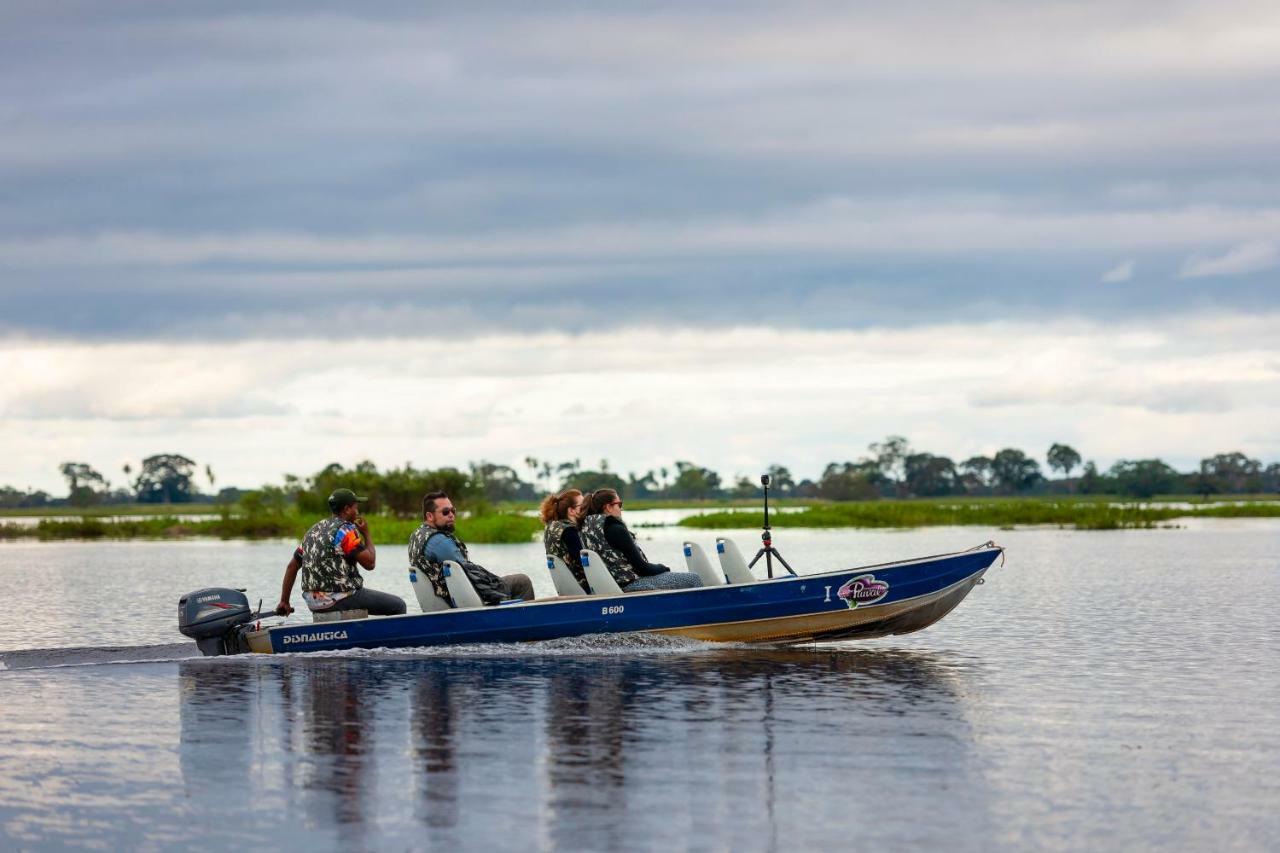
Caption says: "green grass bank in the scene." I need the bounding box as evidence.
[3,496,1278,541]
[680,499,1280,531]
[0,511,543,544]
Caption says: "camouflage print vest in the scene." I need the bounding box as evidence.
[580,513,640,587]
[408,523,470,602]
[300,516,364,594]
[543,520,589,589]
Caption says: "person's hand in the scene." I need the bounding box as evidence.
[275,600,294,616]
[354,516,370,537]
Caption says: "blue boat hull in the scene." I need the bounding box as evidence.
[250,545,1001,654]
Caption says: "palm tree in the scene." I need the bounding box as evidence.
[1046,444,1082,482]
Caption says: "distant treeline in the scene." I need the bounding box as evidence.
[3,437,1278,512]
[2,454,225,509]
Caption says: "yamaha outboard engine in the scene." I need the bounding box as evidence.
[178,588,254,656]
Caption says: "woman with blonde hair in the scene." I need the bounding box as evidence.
[541,488,589,592]
[578,489,702,592]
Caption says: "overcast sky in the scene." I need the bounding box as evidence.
[3,1,1278,493]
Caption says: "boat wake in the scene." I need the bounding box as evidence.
[0,633,758,671]
[251,632,751,662]
[0,642,200,671]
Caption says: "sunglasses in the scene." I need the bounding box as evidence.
[609,500,623,508]
[434,507,457,516]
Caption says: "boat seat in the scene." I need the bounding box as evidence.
[683,541,725,586]
[313,608,368,623]
[579,550,624,596]
[409,567,452,613]
[715,537,757,584]
[547,555,589,596]
[442,560,484,609]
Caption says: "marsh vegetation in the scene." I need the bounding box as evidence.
[0,507,542,544]
[680,497,1280,531]
[3,436,1277,541]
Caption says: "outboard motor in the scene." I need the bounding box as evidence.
[178,588,254,656]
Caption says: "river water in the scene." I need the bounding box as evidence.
[1,518,1277,850]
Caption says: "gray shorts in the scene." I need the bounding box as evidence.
[501,573,536,602]
[330,587,407,616]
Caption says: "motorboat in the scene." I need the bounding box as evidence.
[177,538,1004,656]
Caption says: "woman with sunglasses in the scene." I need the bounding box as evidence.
[579,488,703,592]
[540,488,590,593]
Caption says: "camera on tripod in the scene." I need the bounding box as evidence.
[749,471,794,578]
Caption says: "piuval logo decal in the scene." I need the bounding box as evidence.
[836,575,889,610]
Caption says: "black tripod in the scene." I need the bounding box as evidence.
[748,474,796,578]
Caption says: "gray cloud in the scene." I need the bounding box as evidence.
[3,1,1280,340]
[1100,260,1135,283]
[968,377,1262,415]
[1179,240,1279,278]
[5,387,293,421]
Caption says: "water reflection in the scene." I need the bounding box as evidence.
[288,663,379,833]
[179,646,986,850]
[407,660,545,833]
[178,662,257,814]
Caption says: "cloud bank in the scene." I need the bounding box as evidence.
[1,1,1279,340]
[3,314,1277,492]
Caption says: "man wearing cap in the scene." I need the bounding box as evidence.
[274,488,406,617]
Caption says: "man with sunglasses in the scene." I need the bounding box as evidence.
[408,490,536,607]
[275,487,407,617]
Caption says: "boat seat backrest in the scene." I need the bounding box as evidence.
[442,560,484,609]
[547,555,588,597]
[409,567,452,613]
[683,541,725,586]
[715,538,756,584]
[579,549,624,596]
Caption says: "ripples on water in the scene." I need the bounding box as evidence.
[1,522,1278,850]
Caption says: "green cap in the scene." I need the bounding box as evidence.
[327,488,367,512]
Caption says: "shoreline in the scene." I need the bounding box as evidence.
[680,499,1280,531]
[2,496,1279,541]
[0,512,543,545]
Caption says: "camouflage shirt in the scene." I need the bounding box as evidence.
[580,513,640,587]
[300,516,365,595]
[543,520,589,590]
[408,523,470,603]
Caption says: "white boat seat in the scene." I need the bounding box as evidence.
[313,608,368,623]
[547,555,589,596]
[683,541,725,586]
[409,567,452,613]
[715,537,757,584]
[443,559,484,609]
[579,549,624,596]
